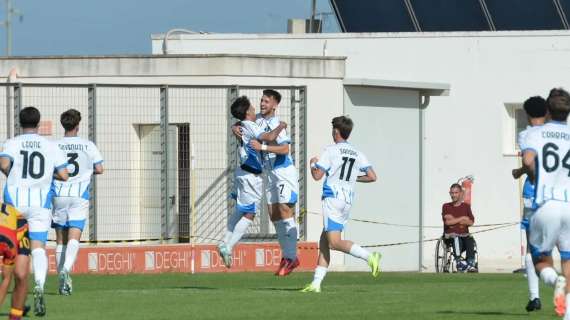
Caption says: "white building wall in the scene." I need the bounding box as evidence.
[152,31,570,271]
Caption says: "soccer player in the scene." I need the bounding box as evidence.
[218,96,288,267]
[52,109,103,295]
[0,106,69,317]
[0,203,30,320]
[301,116,380,293]
[255,89,300,276]
[512,96,547,312]
[521,88,570,318]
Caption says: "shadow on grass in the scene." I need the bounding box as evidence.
[437,310,528,317]
[251,287,304,292]
[167,286,218,290]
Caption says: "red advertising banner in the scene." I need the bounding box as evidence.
[45,242,318,274]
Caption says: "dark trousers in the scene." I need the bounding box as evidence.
[445,236,476,265]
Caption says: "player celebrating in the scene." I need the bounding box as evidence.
[52,109,103,295]
[512,96,546,312]
[218,96,288,267]
[0,203,30,320]
[256,89,300,276]
[0,106,69,317]
[521,88,570,318]
[301,116,380,293]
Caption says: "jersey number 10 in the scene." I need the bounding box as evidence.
[20,150,45,179]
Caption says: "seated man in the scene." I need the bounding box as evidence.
[442,183,477,272]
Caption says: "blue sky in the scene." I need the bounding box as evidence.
[6,0,338,56]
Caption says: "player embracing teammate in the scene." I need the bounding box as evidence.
[220,89,300,276]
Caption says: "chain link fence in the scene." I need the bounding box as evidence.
[0,83,307,244]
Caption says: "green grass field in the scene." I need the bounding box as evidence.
[3,272,561,319]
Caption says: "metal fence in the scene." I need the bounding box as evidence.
[0,83,307,244]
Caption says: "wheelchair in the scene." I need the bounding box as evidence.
[435,234,478,273]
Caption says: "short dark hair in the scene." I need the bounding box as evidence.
[332,116,353,140]
[547,88,570,121]
[450,183,462,191]
[262,89,281,103]
[19,106,40,129]
[523,96,547,118]
[60,109,81,131]
[230,96,251,121]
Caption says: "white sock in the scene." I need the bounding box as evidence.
[63,239,80,273]
[311,266,328,287]
[349,244,371,262]
[55,244,66,273]
[540,267,558,287]
[224,210,243,244]
[31,248,48,289]
[525,253,539,300]
[226,217,252,251]
[282,217,298,260]
[274,220,287,255]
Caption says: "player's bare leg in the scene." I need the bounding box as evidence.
[11,255,29,319]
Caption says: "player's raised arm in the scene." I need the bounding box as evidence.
[257,121,287,143]
[309,156,326,181]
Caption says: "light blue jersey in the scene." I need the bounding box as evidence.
[238,120,265,174]
[255,114,293,170]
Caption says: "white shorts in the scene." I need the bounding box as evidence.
[266,165,299,205]
[17,206,51,243]
[52,197,89,231]
[322,197,351,232]
[234,167,263,214]
[529,200,570,260]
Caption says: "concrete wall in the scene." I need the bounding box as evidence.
[151,31,570,271]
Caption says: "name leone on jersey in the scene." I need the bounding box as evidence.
[21,141,41,149]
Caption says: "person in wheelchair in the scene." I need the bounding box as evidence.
[442,183,477,273]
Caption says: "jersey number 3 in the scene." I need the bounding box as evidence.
[67,153,79,177]
[20,150,45,179]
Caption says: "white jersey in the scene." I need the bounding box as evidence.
[522,121,570,206]
[54,137,103,199]
[0,133,67,209]
[237,120,264,174]
[315,142,371,204]
[255,114,294,170]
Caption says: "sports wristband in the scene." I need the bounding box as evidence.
[261,144,268,151]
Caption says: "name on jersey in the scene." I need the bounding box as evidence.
[59,144,86,151]
[542,131,570,141]
[340,148,357,157]
[21,141,41,149]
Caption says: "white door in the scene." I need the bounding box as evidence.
[139,124,178,240]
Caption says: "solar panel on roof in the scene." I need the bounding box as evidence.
[331,0,416,32]
[410,0,490,31]
[481,0,563,30]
